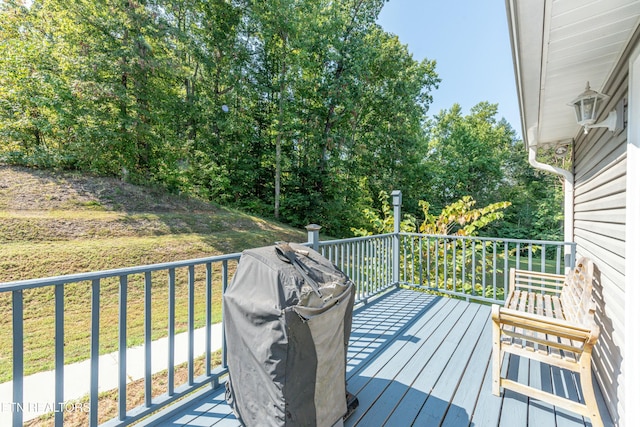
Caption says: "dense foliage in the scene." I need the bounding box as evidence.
[0,0,564,239]
[352,190,511,237]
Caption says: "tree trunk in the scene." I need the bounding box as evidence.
[275,58,286,219]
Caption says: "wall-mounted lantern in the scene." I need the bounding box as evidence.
[569,82,622,134]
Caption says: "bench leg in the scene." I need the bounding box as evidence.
[580,357,603,427]
[491,308,502,396]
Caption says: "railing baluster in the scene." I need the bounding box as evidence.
[345,242,351,286]
[363,240,366,292]
[168,268,175,395]
[418,236,423,286]
[118,275,127,421]
[373,240,378,292]
[55,283,64,427]
[368,239,372,294]
[444,238,448,292]
[462,238,467,291]
[357,241,362,300]
[381,238,386,289]
[369,239,372,293]
[353,241,358,297]
[427,236,432,288]
[188,265,195,386]
[403,235,407,284]
[481,240,486,297]
[367,240,372,294]
[389,236,393,286]
[541,244,546,273]
[386,237,390,287]
[349,242,352,277]
[376,238,380,289]
[206,263,212,376]
[385,237,389,289]
[12,290,23,427]
[452,238,457,292]
[387,236,390,286]
[471,239,476,295]
[222,261,229,370]
[504,242,509,301]
[144,271,152,408]
[382,238,387,290]
[411,236,415,286]
[435,237,439,290]
[492,242,497,300]
[90,279,100,427]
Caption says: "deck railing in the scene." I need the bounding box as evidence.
[0,254,240,427]
[398,233,576,304]
[316,234,396,305]
[0,191,576,426]
[311,232,576,307]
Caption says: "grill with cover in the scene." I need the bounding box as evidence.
[224,242,356,427]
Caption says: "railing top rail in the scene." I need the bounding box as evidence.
[0,252,242,292]
[317,233,395,246]
[399,232,575,247]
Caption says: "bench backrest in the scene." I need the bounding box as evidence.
[560,257,596,325]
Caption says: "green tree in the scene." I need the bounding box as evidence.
[496,140,565,241]
[353,190,510,237]
[422,102,514,213]
[9,1,568,243]
[0,1,74,164]
[276,3,439,236]
[420,105,563,240]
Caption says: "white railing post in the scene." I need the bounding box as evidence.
[392,190,402,286]
[306,224,322,251]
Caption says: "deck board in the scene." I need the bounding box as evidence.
[348,300,466,425]
[144,288,612,427]
[362,303,481,426]
[412,307,490,426]
[440,314,492,427]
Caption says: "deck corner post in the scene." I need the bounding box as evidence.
[391,190,402,286]
[306,224,322,251]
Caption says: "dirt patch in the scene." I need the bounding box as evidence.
[24,353,223,427]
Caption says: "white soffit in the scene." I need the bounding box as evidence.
[507,0,640,148]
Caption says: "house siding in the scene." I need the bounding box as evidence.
[573,56,630,425]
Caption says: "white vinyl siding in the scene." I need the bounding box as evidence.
[573,63,629,425]
[624,42,640,427]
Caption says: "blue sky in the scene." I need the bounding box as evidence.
[377,0,520,137]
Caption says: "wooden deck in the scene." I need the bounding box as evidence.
[144,288,613,427]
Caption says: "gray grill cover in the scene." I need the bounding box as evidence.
[224,243,355,427]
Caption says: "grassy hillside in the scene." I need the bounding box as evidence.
[0,165,306,281]
[0,165,307,383]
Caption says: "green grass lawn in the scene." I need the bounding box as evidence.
[0,166,307,382]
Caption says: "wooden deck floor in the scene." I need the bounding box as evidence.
[145,288,613,427]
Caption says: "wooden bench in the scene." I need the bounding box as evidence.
[491,257,602,427]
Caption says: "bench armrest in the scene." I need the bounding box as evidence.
[492,305,600,346]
